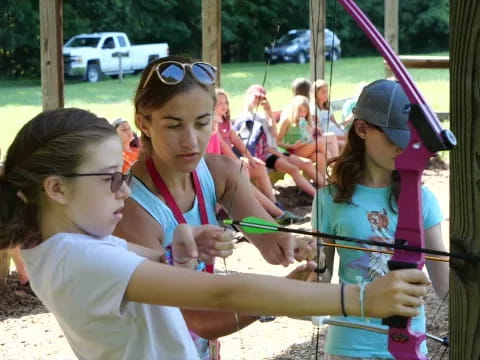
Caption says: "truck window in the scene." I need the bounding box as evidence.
[102,37,116,49]
[117,36,127,48]
[66,37,100,48]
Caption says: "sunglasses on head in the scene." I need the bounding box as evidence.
[64,172,133,193]
[142,61,217,89]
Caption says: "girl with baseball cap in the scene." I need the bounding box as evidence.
[312,79,449,359]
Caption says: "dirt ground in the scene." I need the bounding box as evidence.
[0,169,449,360]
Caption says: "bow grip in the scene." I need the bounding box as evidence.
[382,260,418,328]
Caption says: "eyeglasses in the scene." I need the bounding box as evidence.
[142,61,217,89]
[64,172,133,193]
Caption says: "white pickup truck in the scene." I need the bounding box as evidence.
[63,32,169,82]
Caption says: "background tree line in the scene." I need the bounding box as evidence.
[0,0,448,78]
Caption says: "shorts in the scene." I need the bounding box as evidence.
[265,154,279,169]
[265,152,291,169]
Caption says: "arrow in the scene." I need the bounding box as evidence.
[224,217,480,263]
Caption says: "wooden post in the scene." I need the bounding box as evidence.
[0,250,9,283]
[450,0,480,358]
[202,0,221,87]
[112,51,129,83]
[39,0,64,111]
[309,0,325,82]
[384,0,398,78]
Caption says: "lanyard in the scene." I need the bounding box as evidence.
[145,157,213,272]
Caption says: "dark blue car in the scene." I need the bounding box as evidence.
[264,28,341,64]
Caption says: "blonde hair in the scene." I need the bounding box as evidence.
[286,95,311,126]
[215,88,231,121]
[310,79,330,110]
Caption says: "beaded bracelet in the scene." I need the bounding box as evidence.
[164,246,205,271]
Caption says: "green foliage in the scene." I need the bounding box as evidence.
[326,0,449,56]
[0,0,39,77]
[0,0,449,78]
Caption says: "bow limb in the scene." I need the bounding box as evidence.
[336,1,456,359]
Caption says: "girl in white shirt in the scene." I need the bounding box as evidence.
[0,107,430,359]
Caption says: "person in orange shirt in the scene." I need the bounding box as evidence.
[112,118,140,173]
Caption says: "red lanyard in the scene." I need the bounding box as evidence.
[145,157,213,273]
[146,157,208,225]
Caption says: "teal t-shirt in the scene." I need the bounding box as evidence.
[312,184,443,358]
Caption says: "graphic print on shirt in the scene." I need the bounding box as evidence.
[366,208,391,281]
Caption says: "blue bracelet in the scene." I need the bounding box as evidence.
[340,283,347,317]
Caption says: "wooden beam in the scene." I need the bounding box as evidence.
[450,0,480,358]
[398,55,449,69]
[0,250,9,283]
[384,0,398,77]
[202,0,221,87]
[39,0,64,111]
[309,0,325,81]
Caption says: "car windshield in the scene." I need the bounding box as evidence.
[277,32,306,45]
[65,37,100,48]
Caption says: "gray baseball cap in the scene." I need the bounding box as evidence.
[353,79,411,149]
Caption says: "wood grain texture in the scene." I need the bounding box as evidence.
[450,0,480,358]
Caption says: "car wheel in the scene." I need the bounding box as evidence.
[297,52,307,64]
[86,64,101,83]
[331,49,340,62]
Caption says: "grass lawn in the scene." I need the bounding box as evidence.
[0,56,449,155]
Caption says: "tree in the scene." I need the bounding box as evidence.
[449,0,480,358]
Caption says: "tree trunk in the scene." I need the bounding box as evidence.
[449,0,480,358]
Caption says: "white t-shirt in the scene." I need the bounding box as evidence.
[21,233,199,360]
[235,110,277,148]
[310,104,344,136]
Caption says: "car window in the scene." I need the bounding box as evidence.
[66,37,100,47]
[102,37,115,49]
[117,36,126,48]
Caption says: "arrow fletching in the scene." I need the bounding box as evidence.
[223,216,279,234]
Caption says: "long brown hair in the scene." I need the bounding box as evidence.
[328,119,400,211]
[134,55,216,155]
[0,108,115,249]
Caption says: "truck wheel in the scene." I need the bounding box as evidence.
[86,64,101,83]
[296,52,307,64]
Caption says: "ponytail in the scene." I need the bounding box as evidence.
[0,170,40,249]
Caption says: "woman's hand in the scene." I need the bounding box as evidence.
[294,239,330,282]
[171,224,199,269]
[293,236,317,261]
[356,269,430,319]
[240,156,265,169]
[171,224,234,269]
[286,260,317,282]
[192,225,235,264]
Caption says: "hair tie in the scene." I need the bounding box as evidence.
[16,190,28,204]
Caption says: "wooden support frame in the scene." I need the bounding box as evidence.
[384,0,398,77]
[309,0,325,81]
[39,0,64,110]
[202,0,221,87]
